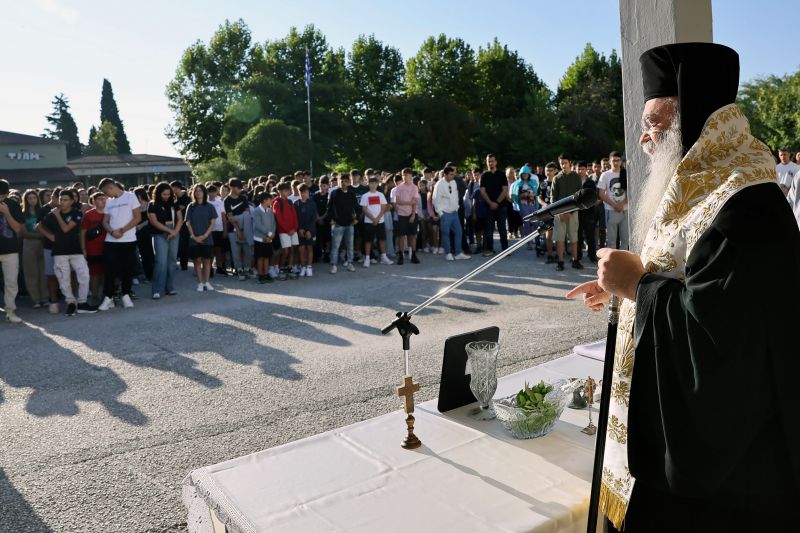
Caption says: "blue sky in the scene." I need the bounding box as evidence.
[1,0,796,158]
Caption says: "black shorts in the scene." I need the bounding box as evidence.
[298,234,314,246]
[254,241,272,259]
[397,215,418,236]
[212,231,225,247]
[361,222,387,242]
[190,244,213,259]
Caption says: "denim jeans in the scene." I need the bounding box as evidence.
[330,224,354,265]
[384,216,395,257]
[228,212,254,272]
[483,205,508,252]
[605,210,629,250]
[152,232,178,295]
[440,211,462,255]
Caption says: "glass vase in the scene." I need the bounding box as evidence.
[465,341,499,420]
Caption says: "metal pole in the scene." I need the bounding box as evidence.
[586,294,620,533]
[403,223,550,319]
[306,54,313,178]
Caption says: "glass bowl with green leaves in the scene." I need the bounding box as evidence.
[494,379,578,439]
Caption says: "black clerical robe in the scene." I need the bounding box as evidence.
[615,182,800,531]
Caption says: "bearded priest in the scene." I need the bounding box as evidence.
[568,43,800,532]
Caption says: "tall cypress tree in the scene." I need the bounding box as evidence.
[44,93,82,158]
[100,78,131,154]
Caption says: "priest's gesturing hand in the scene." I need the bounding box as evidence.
[566,248,646,308]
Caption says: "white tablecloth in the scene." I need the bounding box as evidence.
[184,352,604,533]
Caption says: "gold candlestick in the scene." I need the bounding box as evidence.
[396,375,422,449]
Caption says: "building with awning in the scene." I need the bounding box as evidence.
[67,153,193,188]
[0,131,76,189]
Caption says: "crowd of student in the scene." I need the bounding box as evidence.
[0,151,683,324]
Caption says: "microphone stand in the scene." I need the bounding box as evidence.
[381,218,554,340]
[586,295,620,533]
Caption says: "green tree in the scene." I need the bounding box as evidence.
[471,40,562,165]
[383,94,475,169]
[555,44,624,159]
[192,157,241,183]
[405,35,478,110]
[345,34,405,167]
[44,93,82,158]
[232,119,308,176]
[166,19,254,160]
[100,79,131,154]
[249,25,351,171]
[86,120,118,155]
[738,72,800,150]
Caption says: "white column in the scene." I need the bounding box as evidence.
[618,0,712,251]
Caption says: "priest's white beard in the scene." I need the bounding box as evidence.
[632,120,683,252]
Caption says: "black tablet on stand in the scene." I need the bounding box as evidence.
[437,326,500,412]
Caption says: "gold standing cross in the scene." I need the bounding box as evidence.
[396,375,422,449]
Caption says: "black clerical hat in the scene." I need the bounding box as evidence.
[640,43,739,152]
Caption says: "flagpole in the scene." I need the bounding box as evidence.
[305,47,313,177]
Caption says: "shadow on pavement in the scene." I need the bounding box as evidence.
[0,324,148,426]
[0,468,52,532]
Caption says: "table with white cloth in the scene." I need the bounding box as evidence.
[183,343,606,533]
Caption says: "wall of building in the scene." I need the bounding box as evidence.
[0,143,67,170]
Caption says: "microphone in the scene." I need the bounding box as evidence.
[523,188,598,222]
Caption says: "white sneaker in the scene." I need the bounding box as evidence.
[132,277,140,286]
[437,247,445,254]
[152,293,161,300]
[380,255,394,265]
[291,265,301,274]
[330,265,337,274]
[197,283,205,292]
[300,266,307,277]
[363,257,370,268]
[424,246,432,253]
[48,302,60,314]
[6,310,22,324]
[445,253,455,261]
[370,257,378,264]
[346,262,356,272]
[98,297,114,311]
[306,266,313,277]
[205,282,215,291]
[122,294,134,309]
[455,252,472,260]
[430,247,437,254]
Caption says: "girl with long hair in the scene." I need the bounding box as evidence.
[147,182,183,299]
[21,189,47,307]
[185,184,218,292]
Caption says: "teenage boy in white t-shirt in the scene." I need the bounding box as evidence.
[776,148,798,196]
[597,151,628,250]
[359,177,393,267]
[98,178,141,310]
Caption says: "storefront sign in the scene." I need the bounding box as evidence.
[7,151,43,161]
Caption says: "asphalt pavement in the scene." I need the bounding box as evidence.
[0,246,605,532]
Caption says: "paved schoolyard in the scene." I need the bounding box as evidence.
[0,249,605,532]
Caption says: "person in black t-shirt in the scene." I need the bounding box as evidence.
[575,160,598,263]
[39,190,96,315]
[171,181,191,270]
[0,179,24,323]
[224,177,254,280]
[147,182,183,299]
[479,153,509,255]
[313,177,331,262]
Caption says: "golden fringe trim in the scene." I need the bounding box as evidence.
[599,483,628,531]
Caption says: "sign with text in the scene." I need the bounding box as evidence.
[7,151,43,161]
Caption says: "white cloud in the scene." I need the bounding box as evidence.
[35,0,79,24]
